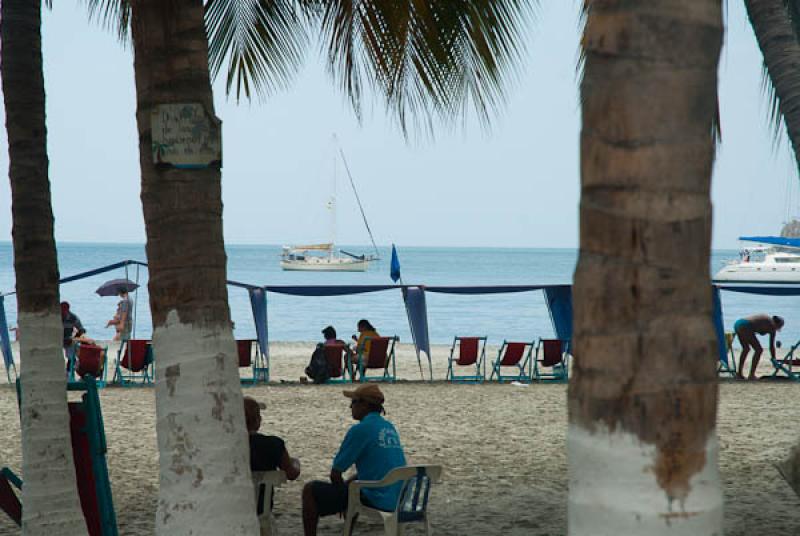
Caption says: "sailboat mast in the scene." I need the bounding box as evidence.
[338,146,381,260]
[329,148,337,258]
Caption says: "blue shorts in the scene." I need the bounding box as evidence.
[733,319,750,333]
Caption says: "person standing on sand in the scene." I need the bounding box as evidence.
[301,384,406,536]
[106,289,132,341]
[734,314,784,380]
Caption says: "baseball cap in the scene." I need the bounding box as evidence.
[343,384,385,405]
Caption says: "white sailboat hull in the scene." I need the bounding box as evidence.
[713,250,800,283]
[280,257,370,272]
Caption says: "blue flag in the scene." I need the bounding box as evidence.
[390,244,401,283]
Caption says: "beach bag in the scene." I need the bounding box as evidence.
[305,345,330,384]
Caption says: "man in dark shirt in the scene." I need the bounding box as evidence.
[244,396,300,478]
[61,301,86,348]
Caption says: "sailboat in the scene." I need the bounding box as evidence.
[280,140,380,272]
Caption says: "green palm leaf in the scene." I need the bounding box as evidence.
[304,0,535,131]
[205,0,308,101]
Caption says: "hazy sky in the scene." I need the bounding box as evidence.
[0,1,796,249]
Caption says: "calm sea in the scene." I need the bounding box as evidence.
[1,242,799,345]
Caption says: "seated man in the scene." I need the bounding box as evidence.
[302,384,406,536]
[244,396,301,478]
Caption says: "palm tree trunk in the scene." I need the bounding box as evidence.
[1,0,87,534]
[569,1,724,534]
[745,0,800,175]
[128,1,257,534]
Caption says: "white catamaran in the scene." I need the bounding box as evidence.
[713,236,800,283]
[280,140,380,272]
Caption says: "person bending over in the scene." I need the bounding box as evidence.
[734,314,784,380]
[302,384,406,536]
[244,396,301,479]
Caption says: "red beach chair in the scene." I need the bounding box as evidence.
[446,336,487,383]
[237,339,270,385]
[113,339,153,386]
[356,336,398,383]
[325,343,352,383]
[76,344,108,387]
[533,338,569,382]
[0,468,21,526]
[489,340,534,383]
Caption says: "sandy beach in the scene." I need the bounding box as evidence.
[1,341,799,535]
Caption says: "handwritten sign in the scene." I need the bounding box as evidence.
[151,103,222,168]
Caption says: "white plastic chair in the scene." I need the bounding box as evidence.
[252,470,287,536]
[343,465,443,536]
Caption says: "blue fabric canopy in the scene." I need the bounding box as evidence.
[717,284,800,296]
[0,295,14,383]
[402,287,431,380]
[739,236,800,249]
[712,287,727,367]
[263,285,396,297]
[248,288,269,358]
[425,285,546,295]
[543,286,573,346]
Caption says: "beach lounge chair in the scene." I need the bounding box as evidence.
[70,343,109,387]
[533,338,569,382]
[2,376,118,535]
[325,343,353,383]
[0,467,21,526]
[343,465,443,536]
[717,332,737,378]
[489,340,534,383]
[446,336,486,383]
[252,470,287,536]
[356,336,398,383]
[113,339,153,386]
[771,338,800,382]
[237,339,270,385]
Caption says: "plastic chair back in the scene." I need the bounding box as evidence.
[396,467,435,522]
[77,344,105,378]
[252,470,286,536]
[325,344,346,378]
[121,339,150,372]
[540,339,564,367]
[457,338,480,366]
[500,342,527,366]
[365,337,391,369]
[236,340,253,367]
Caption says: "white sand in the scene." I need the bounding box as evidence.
[0,341,798,535]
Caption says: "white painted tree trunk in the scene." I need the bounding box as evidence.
[19,312,87,535]
[153,311,258,536]
[568,425,723,535]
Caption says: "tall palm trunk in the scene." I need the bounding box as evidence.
[569,1,724,534]
[745,0,800,175]
[1,0,87,534]
[128,1,257,534]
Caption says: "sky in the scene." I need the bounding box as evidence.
[0,1,796,249]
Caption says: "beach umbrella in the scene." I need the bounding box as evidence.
[96,278,139,297]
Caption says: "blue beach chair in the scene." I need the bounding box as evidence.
[1,376,118,535]
[489,340,534,383]
[533,338,569,382]
[237,339,269,385]
[771,338,800,382]
[446,336,486,383]
[113,339,153,386]
[356,336,398,383]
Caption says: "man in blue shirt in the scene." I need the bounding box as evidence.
[302,384,406,535]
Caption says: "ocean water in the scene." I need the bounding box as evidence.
[1,242,799,346]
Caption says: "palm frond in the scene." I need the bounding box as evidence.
[304,0,536,134]
[206,0,308,102]
[79,0,131,44]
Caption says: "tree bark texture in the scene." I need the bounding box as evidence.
[569,1,724,534]
[128,1,257,534]
[745,0,800,175]
[1,0,87,534]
